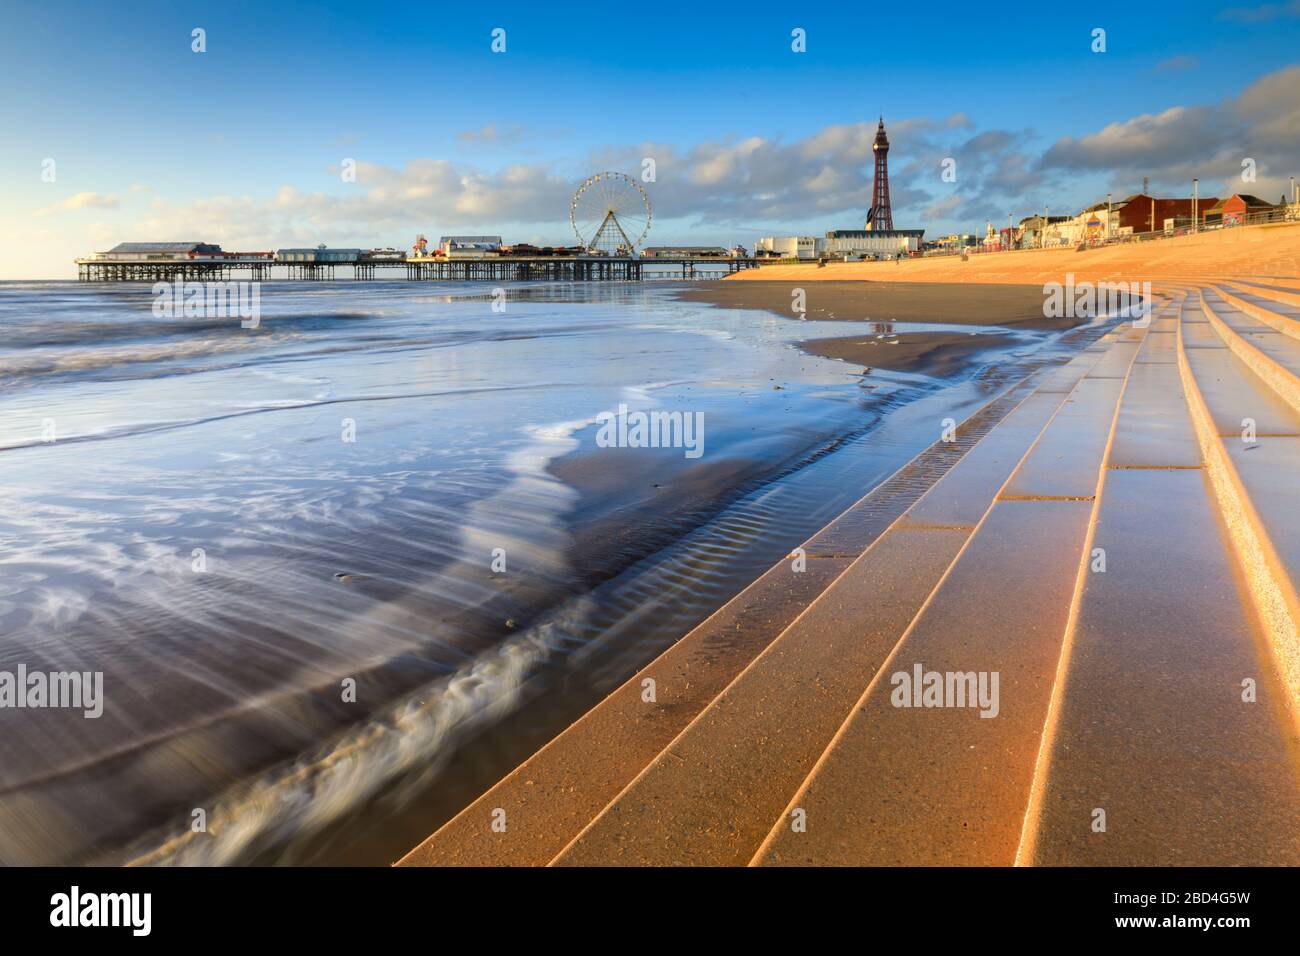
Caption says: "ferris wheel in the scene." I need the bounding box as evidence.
[570,172,652,255]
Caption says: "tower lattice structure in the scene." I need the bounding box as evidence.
[867,117,893,231]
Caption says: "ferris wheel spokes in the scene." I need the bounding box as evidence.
[570,172,652,255]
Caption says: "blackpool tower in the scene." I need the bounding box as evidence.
[866,116,893,231]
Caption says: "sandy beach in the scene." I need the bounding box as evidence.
[679,280,1066,327]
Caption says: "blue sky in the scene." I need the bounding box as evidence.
[3,0,1299,276]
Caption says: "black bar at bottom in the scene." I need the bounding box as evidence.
[0,866,1288,943]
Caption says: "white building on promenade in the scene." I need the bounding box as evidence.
[756,228,924,260]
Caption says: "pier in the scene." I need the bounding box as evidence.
[75,255,759,283]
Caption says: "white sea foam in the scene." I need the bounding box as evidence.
[130,622,554,866]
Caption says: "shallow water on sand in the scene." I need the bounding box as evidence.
[0,280,1063,864]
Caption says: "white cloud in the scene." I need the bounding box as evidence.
[1041,106,1223,169]
[36,192,120,216]
[1039,65,1300,199]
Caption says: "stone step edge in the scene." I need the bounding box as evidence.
[1176,309,1300,737]
[1014,315,1175,865]
[1216,284,1300,341]
[1199,290,1300,418]
[1230,280,1300,309]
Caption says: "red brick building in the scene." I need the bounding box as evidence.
[1205,194,1278,225]
[1114,193,1221,233]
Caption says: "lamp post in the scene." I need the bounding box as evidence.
[1107,192,1112,243]
[1292,176,1297,208]
[1043,205,1049,248]
[1193,178,1199,235]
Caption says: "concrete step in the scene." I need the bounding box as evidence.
[1232,279,1300,307]
[1217,283,1300,341]
[395,369,1062,866]
[1179,320,1300,439]
[549,374,1089,866]
[551,522,971,866]
[1017,341,1300,864]
[751,328,1143,866]
[999,377,1127,498]
[1107,348,1200,468]
[1199,289,1300,416]
[1177,305,1300,740]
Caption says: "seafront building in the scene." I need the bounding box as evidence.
[276,246,363,263]
[85,241,226,261]
[438,235,503,258]
[755,228,925,261]
[1111,193,1222,234]
[1005,191,1289,251]
[1204,193,1285,225]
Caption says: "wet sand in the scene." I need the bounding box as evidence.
[550,448,776,582]
[801,330,1022,376]
[677,280,1068,376]
[678,280,1071,329]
